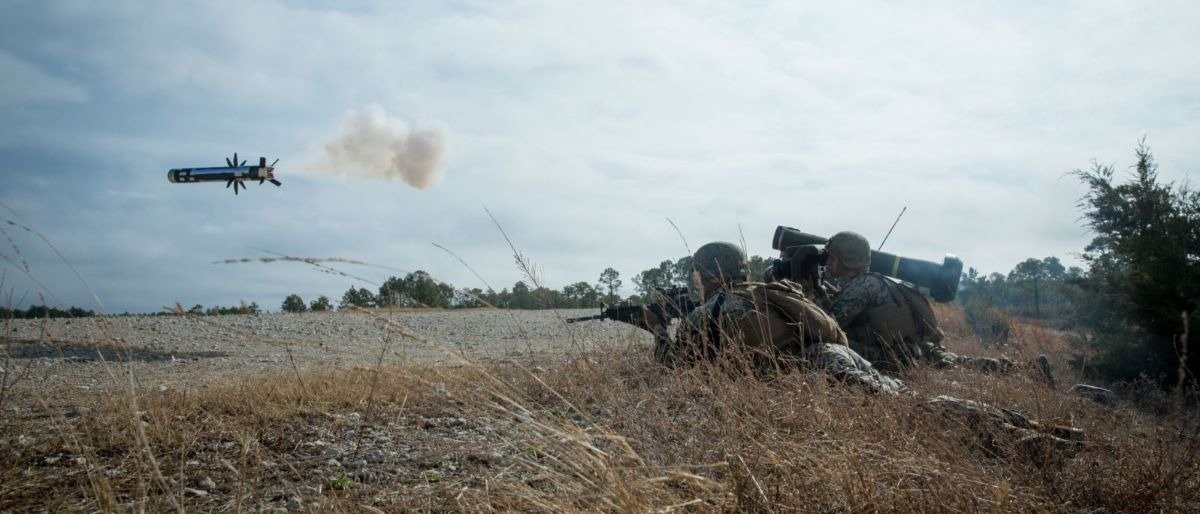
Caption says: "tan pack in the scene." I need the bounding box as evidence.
[726,281,848,351]
[851,273,944,346]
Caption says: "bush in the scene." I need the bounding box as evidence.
[309,295,333,312]
[281,294,307,313]
[962,296,1011,346]
[1072,140,1200,387]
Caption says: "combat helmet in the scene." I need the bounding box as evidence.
[693,241,749,282]
[827,231,871,270]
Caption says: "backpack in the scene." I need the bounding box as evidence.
[856,273,945,345]
[725,281,848,350]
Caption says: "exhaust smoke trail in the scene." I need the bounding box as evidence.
[316,106,447,190]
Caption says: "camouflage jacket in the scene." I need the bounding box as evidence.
[824,272,895,330]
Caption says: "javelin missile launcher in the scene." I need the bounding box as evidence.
[767,225,964,303]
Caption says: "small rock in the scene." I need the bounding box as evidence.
[325,458,340,468]
[286,496,303,511]
[353,469,386,483]
[185,460,201,467]
[198,477,216,490]
[345,459,367,470]
[364,449,387,463]
[1071,384,1118,405]
[183,488,208,497]
[321,448,339,458]
[297,484,322,495]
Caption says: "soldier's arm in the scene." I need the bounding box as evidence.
[825,279,871,329]
[659,302,724,366]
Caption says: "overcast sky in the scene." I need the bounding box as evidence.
[2,0,1197,313]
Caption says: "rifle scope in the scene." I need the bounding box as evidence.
[771,226,964,303]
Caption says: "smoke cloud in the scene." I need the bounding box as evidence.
[317,106,447,189]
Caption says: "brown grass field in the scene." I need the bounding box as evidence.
[1,303,1198,512]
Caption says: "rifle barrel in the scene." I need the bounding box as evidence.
[565,314,606,323]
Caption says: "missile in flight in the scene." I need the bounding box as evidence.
[168,153,282,195]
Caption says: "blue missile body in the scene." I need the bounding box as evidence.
[168,154,281,195]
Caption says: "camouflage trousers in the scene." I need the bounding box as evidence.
[926,395,1084,458]
[803,343,908,395]
[848,339,1012,373]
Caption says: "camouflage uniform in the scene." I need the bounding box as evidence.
[826,272,1009,372]
[639,238,1080,456]
[644,237,1080,452]
[926,395,1084,458]
[658,280,908,395]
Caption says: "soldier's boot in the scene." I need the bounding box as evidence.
[924,343,962,369]
[1014,431,1076,458]
[1028,419,1085,442]
[959,355,1013,373]
[1008,423,1084,460]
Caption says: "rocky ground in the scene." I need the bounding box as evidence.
[0,309,649,395]
[0,309,656,512]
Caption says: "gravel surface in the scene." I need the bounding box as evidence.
[0,310,655,511]
[1,309,650,395]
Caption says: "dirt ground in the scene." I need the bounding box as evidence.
[0,309,648,402]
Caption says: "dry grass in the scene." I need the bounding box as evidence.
[2,305,1199,513]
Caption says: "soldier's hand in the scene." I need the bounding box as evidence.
[630,305,668,334]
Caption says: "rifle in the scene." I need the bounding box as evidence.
[566,286,699,329]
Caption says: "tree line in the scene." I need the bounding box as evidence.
[275,255,780,314]
[0,305,96,319]
[960,141,1198,389]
